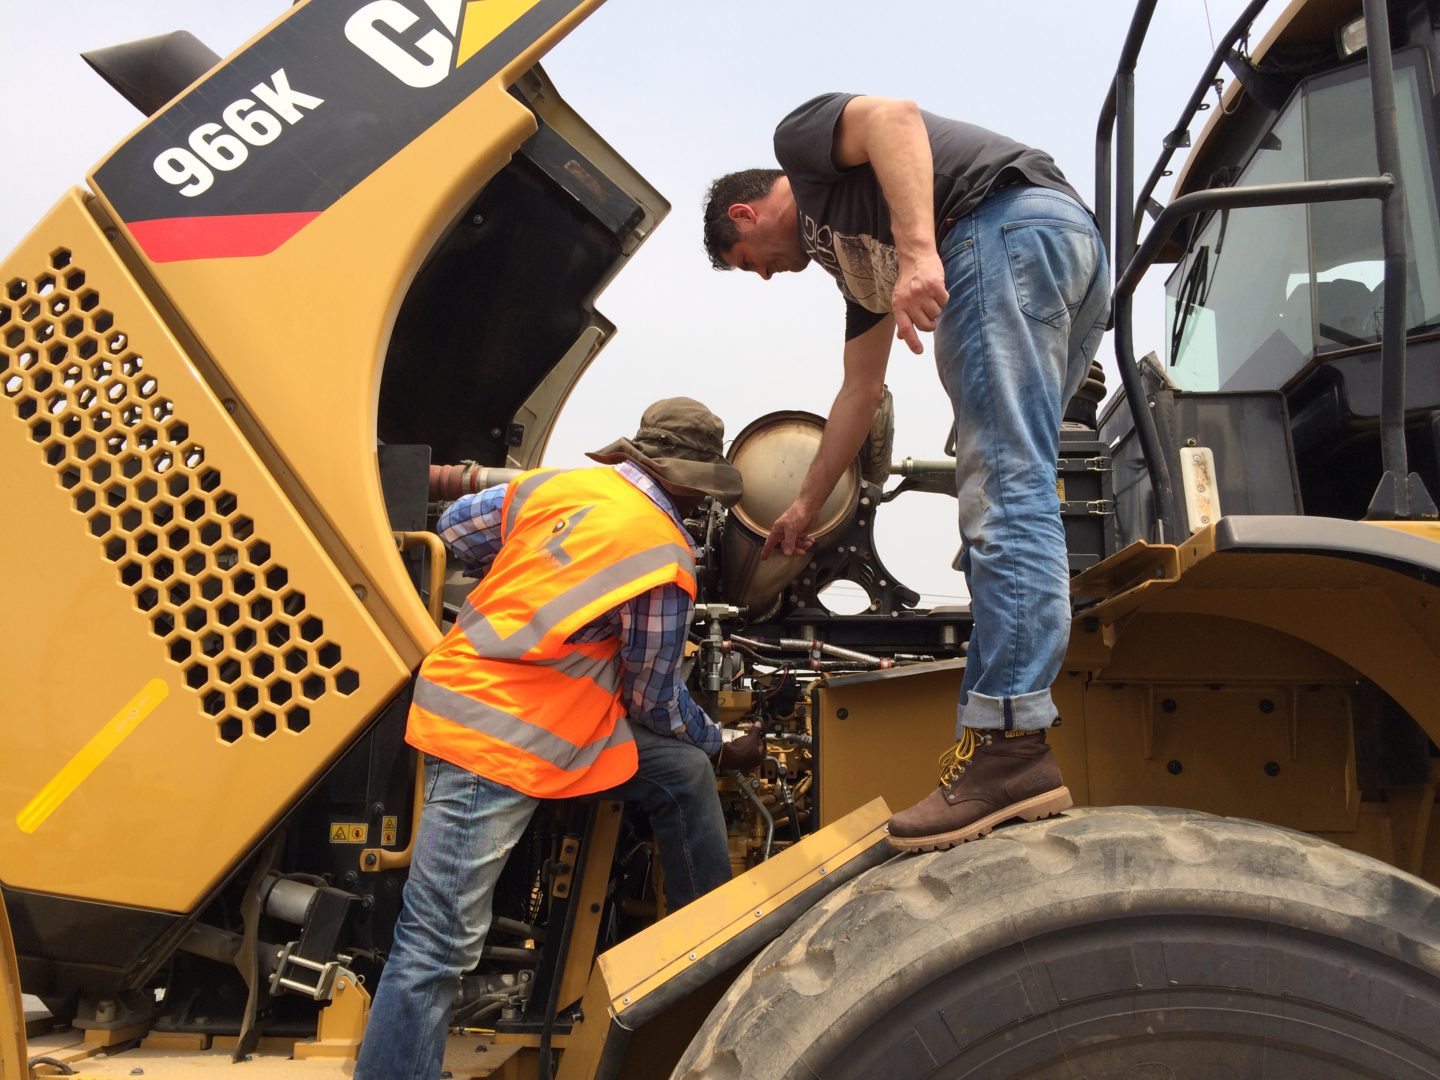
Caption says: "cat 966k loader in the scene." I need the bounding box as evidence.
[3,0,1440,1077]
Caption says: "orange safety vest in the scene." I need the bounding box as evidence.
[407,467,697,797]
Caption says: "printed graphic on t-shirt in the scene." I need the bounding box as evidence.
[802,212,896,314]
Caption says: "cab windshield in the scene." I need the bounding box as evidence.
[1165,48,1440,391]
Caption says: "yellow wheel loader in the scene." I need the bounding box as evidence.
[2,0,1438,1077]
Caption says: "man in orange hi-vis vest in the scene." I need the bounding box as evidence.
[357,398,764,1080]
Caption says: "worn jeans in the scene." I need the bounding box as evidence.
[935,185,1110,734]
[600,723,732,908]
[355,725,728,1080]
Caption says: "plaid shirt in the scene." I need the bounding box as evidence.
[437,463,721,755]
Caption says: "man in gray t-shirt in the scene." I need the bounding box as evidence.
[703,93,1111,851]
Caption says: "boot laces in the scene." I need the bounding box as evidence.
[937,728,985,787]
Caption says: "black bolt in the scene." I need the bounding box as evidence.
[342,871,359,886]
[1161,698,1178,713]
[1259,699,1275,714]
[836,708,849,720]
[1167,760,1183,775]
[590,903,601,913]
[1264,761,1280,776]
[363,853,378,868]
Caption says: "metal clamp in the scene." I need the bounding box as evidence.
[549,837,580,899]
[1060,499,1116,516]
[269,944,356,1001]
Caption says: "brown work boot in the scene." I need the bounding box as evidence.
[886,727,1072,851]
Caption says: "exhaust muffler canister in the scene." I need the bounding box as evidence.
[721,411,860,614]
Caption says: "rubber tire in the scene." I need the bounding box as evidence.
[672,806,1440,1080]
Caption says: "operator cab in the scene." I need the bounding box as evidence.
[1103,0,1440,534]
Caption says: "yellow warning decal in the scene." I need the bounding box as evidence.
[456,0,545,67]
[1056,477,1067,502]
[17,679,169,834]
[381,815,399,846]
[330,823,369,843]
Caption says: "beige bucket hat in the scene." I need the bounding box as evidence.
[587,397,743,507]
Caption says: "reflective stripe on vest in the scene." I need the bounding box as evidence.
[529,647,623,692]
[413,677,634,772]
[503,468,561,538]
[456,540,695,660]
[406,467,695,797]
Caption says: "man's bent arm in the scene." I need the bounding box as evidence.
[762,318,892,557]
[437,485,506,576]
[832,96,949,353]
[619,584,723,756]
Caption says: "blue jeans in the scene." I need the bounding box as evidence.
[355,756,536,1080]
[599,724,732,908]
[935,185,1110,734]
[356,726,728,1080]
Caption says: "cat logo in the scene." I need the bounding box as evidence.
[345,0,542,88]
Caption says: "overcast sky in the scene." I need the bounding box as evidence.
[0,0,1274,607]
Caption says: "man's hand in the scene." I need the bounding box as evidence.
[716,724,767,772]
[760,499,817,559]
[892,251,948,355]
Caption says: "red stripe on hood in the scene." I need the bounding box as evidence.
[127,211,321,263]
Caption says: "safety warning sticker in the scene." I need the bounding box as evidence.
[329,822,369,843]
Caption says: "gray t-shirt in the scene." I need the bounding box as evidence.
[774,92,1087,339]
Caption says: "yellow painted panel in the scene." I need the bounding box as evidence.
[458,0,545,65]
[820,663,1093,820]
[817,662,962,825]
[1082,682,1359,831]
[597,797,891,1013]
[86,0,608,673]
[0,194,410,911]
[17,678,168,834]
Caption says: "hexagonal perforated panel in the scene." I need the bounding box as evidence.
[3,248,360,744]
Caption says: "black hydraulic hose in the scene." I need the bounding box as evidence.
[28,1059,76,1076]
[1363,0,1414,516]
[480,945,539,963]
[780,779,803,843]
